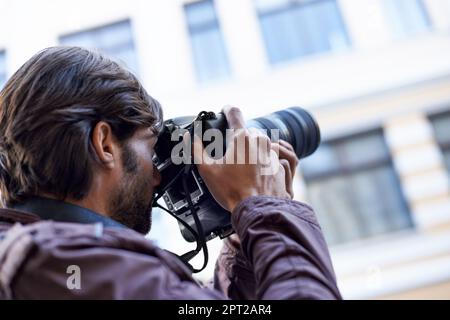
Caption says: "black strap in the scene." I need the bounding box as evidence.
[11,197,127,229]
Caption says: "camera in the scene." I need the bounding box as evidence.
[152,107,321,244]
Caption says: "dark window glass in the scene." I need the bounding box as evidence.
[255,0,351,64]
[185,0,231,83]
[430,111,450,173]
[301,130,413,245]
[60,20,139,73]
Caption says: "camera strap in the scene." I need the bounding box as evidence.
[180,162,209,272]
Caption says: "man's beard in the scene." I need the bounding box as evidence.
[108,143,153,234]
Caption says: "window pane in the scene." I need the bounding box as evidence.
[431,111,450,173]
[383,0,430,39]
[308,176,366,244]
[61,31,97,48]
[431,112,450,145]
[349,166,412,235]
[302,143,340,179]
[302,131,412,245]
[444,151,450,173]
[185,0,231,83]
[60,20,139,73]
[185,0,217,28]
[0,51,6,89]
[338,132,389,168]
[260,8,306,64]
[302,131,390,178]
[255,0,290,13]
[256,0,350,64]
[191,29,231,82]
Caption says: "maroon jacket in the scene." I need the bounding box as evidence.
[0,196,341,300]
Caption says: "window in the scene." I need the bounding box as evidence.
[185,0,231,83]
[383,0,430,39]
[430,111,450,174]
[255,0,350,65]
[0,51,6,89]
[301,130,412,245]
[60,20,139,73]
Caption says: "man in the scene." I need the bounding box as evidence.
[0,46,341,299]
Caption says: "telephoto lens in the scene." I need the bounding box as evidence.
[246,107,321,159]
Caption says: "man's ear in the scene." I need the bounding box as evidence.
[91,121,119,170]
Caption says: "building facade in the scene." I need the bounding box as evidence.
[1,0,450,299]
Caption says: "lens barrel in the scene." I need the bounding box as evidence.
[246,107,321,159]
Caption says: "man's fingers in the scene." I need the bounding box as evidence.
[280,159,294,199]
[279,140,295,153]
[278,144,298,177]
[223,106,246,129]
[271,142,298,178]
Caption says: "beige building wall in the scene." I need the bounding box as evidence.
[305,76,450,299]
[382,281,450,300]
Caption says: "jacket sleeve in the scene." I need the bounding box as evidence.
[213,235,257,299]
[214,196,342,300]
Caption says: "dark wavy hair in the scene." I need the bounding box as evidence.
[0,46,163,206]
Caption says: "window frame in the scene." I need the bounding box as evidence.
[255,0,351,65]
[257,0,336,16]
[382,0,432,39]
[303,129,393,181]
[429,109,450,172]
[59,19,139,73]
[301,128,413,245]
[183,0,232,83]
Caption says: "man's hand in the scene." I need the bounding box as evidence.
[270,139,298,199]
[191,106,298,212]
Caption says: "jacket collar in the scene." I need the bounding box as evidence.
[9,196,127,229]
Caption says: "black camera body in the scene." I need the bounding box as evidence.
[153,111,233,242]
[153,107,320,243]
